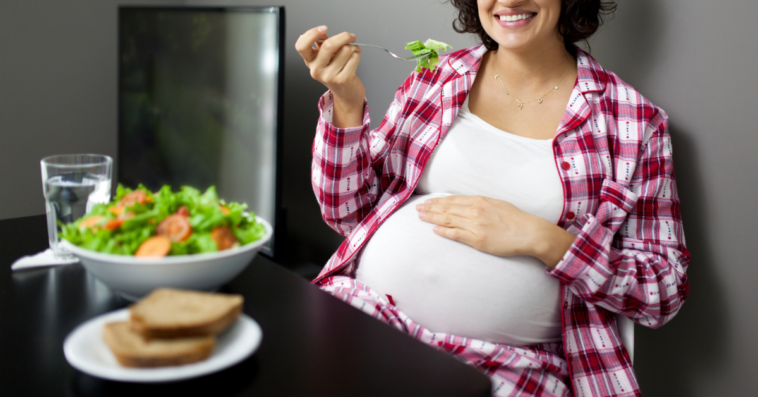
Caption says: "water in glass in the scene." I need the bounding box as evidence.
[41,154,112,259]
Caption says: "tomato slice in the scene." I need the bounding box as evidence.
[118,191,148,207]
[135,236,171,257]
[156,214,192,242]
[176,205,191,218]
[211,226,238,251]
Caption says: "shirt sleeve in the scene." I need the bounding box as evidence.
[549,110,690,329]
[311,77,412,236]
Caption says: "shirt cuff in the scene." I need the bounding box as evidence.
[548,213,614,285]
[318,90,370,144]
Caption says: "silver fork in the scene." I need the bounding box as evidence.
[314,40,430,61]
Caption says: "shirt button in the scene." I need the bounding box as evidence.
[566,211,575,219]
[563,302,568,309]
[561,161,570,170]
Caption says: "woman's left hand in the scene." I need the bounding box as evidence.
[416,195,548,259]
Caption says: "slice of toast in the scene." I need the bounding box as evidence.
[129,288,243,339]
[103,321,215,368]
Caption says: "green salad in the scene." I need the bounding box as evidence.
[404,39,452,73]
[60,184,266,256]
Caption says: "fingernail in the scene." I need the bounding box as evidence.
[418,211,425,220]
[318,25,327,32]
[416,204,423,211]
[350,33,356,40]
[424,200,432,204]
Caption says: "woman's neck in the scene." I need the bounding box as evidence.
[490,39,574,95]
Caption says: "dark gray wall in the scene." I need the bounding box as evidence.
[1,0,756,395]
[0,0,183,220]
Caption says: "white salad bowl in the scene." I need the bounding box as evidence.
[60,217,272,301]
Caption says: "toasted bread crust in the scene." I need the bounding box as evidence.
[111,350,213,368]
[103,322,215,368]
[130,304,242,339]
[128,288,243,339]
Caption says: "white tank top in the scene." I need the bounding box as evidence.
[355,97,565,346]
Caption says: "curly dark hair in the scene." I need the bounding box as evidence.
[449,0,616,55]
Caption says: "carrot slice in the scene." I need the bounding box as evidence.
[105,219,123,230]
[118,191,147,207]
[79,216,104,231]
[104,212,134,230]
[211,226,238,251]
[109,206,125,216]
[156,214,192,242]
[135,236,171,257]
[219,205,230,215]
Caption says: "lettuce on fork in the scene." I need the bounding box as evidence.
[404,39,452,73]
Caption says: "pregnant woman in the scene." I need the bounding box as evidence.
[296,1,690,396]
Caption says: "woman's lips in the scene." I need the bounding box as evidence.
[494,12,536,28]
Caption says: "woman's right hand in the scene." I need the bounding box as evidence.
[295,26,366,128]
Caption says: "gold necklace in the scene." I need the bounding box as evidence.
[494,61,570,110]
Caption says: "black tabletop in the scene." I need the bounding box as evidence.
[0,215,491,397]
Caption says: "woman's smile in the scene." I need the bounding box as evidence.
[493,10,537,28]
[479,0,563,51]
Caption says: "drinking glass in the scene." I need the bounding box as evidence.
[41,154,113,259]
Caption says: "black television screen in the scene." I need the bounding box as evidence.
[118,6,284,257]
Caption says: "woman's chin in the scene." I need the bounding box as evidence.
[493,33,561,54]
[494,39,538,53]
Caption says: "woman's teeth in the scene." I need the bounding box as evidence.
[499,14,533,22]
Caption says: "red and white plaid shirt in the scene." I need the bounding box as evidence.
[310,44,690,396]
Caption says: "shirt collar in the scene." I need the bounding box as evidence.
[444,44,607,94]
[445,44,488,76]
[574,47,607,93]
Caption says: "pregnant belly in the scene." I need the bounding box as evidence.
[355,193,562,346]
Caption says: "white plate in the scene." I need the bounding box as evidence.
[63,308,262,382]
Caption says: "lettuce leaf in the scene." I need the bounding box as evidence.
[404,38,452,73]
[60,184,266,255]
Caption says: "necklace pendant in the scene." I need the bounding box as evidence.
[517,103,523,110]
[537,98,543,104]
[554,86,559,90]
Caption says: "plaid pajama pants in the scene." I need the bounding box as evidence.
[320,276,572,397]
